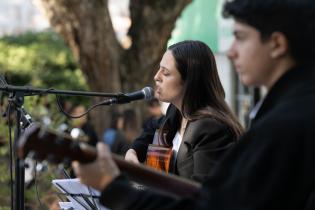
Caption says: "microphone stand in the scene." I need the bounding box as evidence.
[0,85,122,210]
[1,84,120,97]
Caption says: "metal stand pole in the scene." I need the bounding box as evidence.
[11,92,25,210]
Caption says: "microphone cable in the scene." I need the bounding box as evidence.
[55,94,115,119]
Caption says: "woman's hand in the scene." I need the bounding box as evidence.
[72,143,120,191]
[125,149,140,164]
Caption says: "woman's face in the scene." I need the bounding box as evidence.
[154,50,184,109]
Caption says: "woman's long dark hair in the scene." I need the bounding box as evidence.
[160,40,243,144]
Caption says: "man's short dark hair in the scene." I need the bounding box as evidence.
[223,0,315,65]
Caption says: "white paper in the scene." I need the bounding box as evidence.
[59,201,74,210]
[52,178,109,210]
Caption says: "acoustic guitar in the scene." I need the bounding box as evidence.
[144,130,172,173]
[17,123,201,197]
[145,144,172,173]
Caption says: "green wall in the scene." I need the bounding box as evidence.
[168,0,219,52]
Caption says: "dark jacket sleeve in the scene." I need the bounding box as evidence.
[130,104,177,162]
[176,118,235,182]
[131,116,164,162]
[100,175,207,210]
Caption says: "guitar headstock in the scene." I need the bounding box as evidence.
[17,123,97,164]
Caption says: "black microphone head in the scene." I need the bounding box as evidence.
[116,87,155,104]
[142,87,154,100]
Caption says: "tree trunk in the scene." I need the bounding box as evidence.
[37,0,192,139]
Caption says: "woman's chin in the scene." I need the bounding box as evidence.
[154,92,161,99]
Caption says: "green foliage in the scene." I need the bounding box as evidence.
[0,30,87,90]
[0,30,90,209]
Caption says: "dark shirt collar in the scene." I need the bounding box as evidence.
[251,64,315,124]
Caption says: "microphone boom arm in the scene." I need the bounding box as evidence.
[0,84,119,98]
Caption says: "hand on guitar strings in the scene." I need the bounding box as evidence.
[72,143,121,191]
[124,149,140,164]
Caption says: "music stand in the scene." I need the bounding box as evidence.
[52,178,108,210]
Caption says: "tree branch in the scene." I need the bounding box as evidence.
[38,0,123,91]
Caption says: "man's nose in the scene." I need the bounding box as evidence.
[227,42,236,60]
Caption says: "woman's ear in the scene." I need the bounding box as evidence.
[269,32,290,59]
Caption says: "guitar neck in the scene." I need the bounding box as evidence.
[65,144,201,197]
[112,154,201,197]
[17,124,201,197]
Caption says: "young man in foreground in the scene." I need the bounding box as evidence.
[73,0,315,209]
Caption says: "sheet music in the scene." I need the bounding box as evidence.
[52,178,109,210]
[59,202,74,210]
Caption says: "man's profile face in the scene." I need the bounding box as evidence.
[227,21,277,88]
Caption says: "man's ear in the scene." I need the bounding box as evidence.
[269,32,290,58]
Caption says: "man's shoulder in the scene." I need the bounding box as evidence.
[251,90,315,137]
[276,85,315,117]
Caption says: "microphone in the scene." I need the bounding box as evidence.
[101,87,154,105]
[124,86,154,101]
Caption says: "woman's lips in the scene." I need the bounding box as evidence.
[155,86,161,93]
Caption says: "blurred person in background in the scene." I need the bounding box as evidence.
[103,111,130,156]
[142,98,164,131]
[70,105,98,147]
[122,109,140,144]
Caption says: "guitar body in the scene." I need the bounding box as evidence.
[145,144,172,173]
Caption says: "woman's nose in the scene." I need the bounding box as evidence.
[154,70,161,82]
